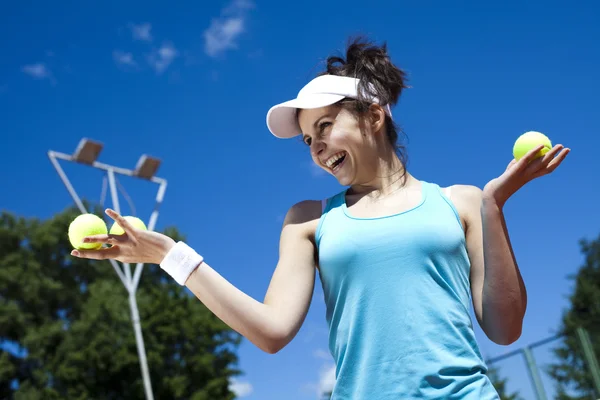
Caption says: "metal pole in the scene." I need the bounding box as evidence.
[107,168,133,284]
[48,152,87,213]
[576,327,600,397]
[129,291,154,400]
[48,148,165,400]
[486,334,563,365]
[106,166,154,400]
[132,178,167,291]
[522,346,548,400]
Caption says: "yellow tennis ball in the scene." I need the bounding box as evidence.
[513,131,552,161]
[68,213,108,250]
[109,216,147,235]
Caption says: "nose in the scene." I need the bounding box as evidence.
[311,138,326,156]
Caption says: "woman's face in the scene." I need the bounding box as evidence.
[298,104,385,187]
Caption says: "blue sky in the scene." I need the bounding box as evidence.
[1,0,599,398]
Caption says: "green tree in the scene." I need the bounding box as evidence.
[548,234,600,400]
[487,364,523,400]
[0,205,243,399]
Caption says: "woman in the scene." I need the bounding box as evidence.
[71,37,569,398]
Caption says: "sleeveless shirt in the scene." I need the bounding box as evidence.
[315,180,500,399]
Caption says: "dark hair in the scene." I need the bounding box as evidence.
[319,36,410,166]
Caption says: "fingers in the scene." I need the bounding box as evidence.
[505,159,517,170]
[522,144,558,172]
[517,144,546,166]
[545,144,565,159]
[106,209,136,234]
[531,144,565,169]
[82,233,119,245]
[506,143,570,184]
[71,245,121,260]
[510,145,544,174]
[532,146,570,178]
[546,146,570,172]
[521,144,567,172]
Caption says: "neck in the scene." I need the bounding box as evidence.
[350,150,414,198]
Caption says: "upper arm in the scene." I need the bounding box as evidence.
[262,200,321,347]
[446,185,485,325]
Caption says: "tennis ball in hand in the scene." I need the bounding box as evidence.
[68,213,108,250]
[513,131,552,161]
[109,216,147,235]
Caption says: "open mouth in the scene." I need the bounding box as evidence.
[325,151,347,173]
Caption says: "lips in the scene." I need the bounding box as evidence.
[323,151,347,173]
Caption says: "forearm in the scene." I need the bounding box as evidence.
[480,195,527,343]
[184,262,284,353]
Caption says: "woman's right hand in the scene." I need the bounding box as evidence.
[71,208,176,265]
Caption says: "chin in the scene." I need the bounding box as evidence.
[335,175,353,186]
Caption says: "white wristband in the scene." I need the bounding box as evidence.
[159,241,204,285]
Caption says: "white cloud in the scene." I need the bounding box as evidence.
[318,364,336,397]
[21,63,56,85]
[314,349,332,360]
[115,22,178,75]
[203,0,254,57]
[130,22,152,42]
[113,50,136,67]
[148,43,178,74]
[22,63,50,79]
[303,347,336,398]
[229,378,253,397]
[204,17,244,57]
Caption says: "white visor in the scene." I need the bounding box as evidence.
[266,74,391,139]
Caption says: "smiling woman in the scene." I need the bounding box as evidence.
[290,41,408,185]
[71,35,570,399]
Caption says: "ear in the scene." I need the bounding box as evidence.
[368,104,387,134]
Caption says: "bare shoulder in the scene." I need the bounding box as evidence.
[282,200,323,239]
[284,200,322,224]
[445,184,483,204]
[442,184,483,226]
[284,200,321,225]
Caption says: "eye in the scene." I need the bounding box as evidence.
[303,135,312,146]
[319,121,332,133]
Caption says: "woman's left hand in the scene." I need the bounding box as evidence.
[483,144,570,207]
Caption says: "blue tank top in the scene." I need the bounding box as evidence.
[315,180,500,399]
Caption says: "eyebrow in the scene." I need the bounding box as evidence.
[300,110,333,136]
[312,114,331,132]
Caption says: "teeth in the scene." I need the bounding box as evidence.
[325,152,346,168]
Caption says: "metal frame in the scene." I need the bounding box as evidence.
[48,138,168,400]
[486,330,600,400]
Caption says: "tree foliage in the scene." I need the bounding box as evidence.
[486,364,523,400]
[548,234,600,400]
[0,205,243,399]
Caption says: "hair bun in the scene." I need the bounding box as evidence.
[324,36,409,107]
